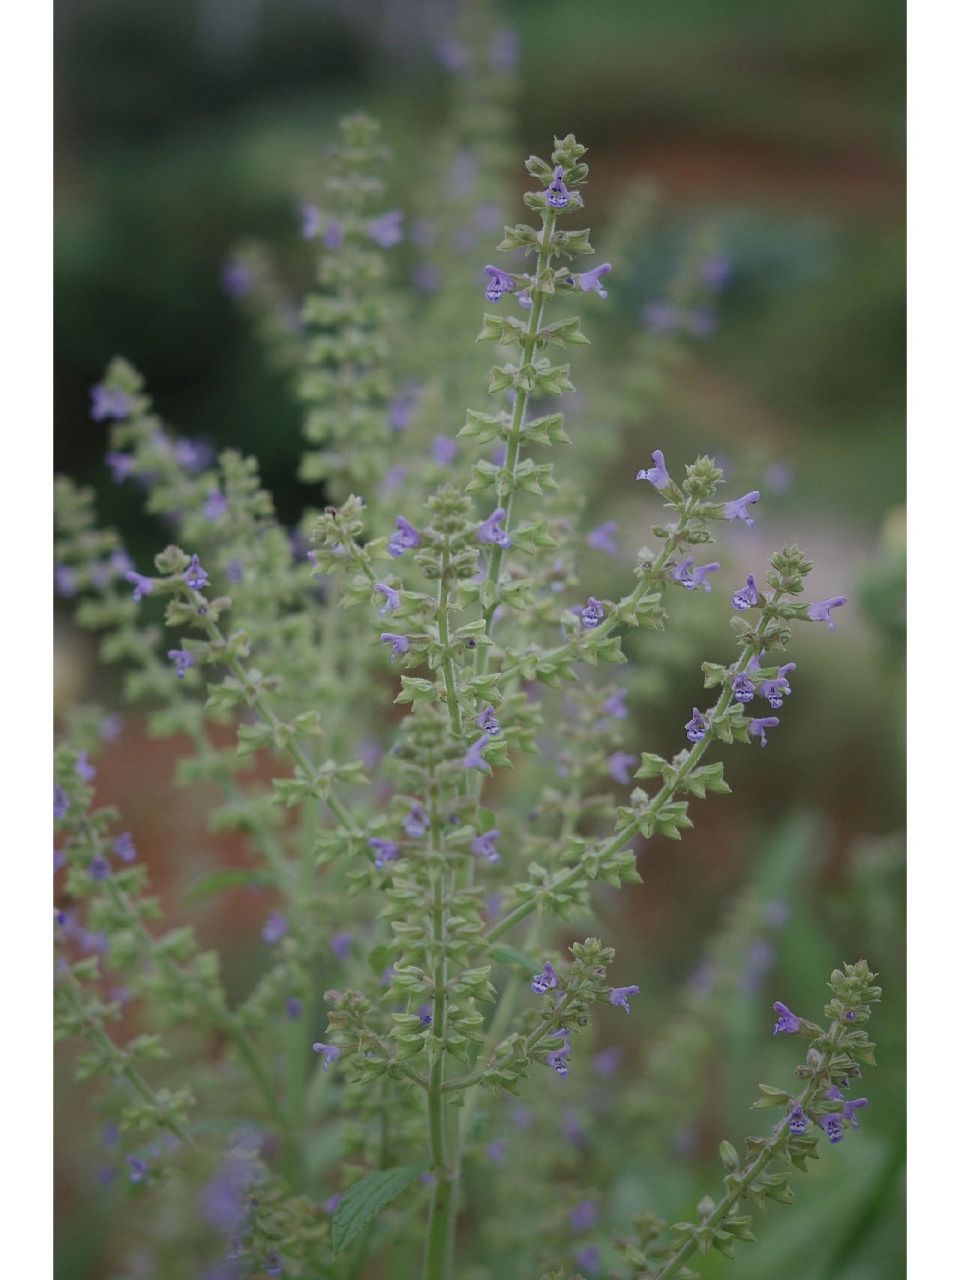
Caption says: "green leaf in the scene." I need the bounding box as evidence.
[182,867,269,905]
[331,1163,429,1255]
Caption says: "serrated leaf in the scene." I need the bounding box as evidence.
[331,1164,429,1254]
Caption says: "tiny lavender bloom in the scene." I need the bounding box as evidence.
[262,913,288,945]
[367,209,404,248]
[586,520,619,555]
[749,716,779,747]
[330,932,352,959]
[75,751,96,783]
[403,803,428,838]
[732,574,760,611]
[183,555,209,591]
[300,202,320,239]
[483,265,515,302]
[607,753,637,785]
[772,1001,801,1035]
[387,516,420,558]
[54,785,68,820]
[573,262,612,298]
[723,490,761,527]
[105,450,135,484]
[819,1113,844,1144]
[311,1042,341,1070]
[126,1155,148,1183]
[642,301,681,334]
[285,997,303,1020]
[324,219,344,250]
[432,435,457,466]
[787,1104,809,1134]
[113,832,136,863]
[761,662,796,707]
[225,559,244,584]
[570,1200,599,1232]
[547,1043,571,1076]
[368,838,400,870]
[636,449,671,490]
[545,166,570,208]
[807,595,847,632]
[89,853,111,881]
[475,705,501,735]
[575,1246,601,1275]
[685,707,708,743]
[125,571,155,602]
[603,688,628,720]
[463,735,493,772]
[609,984,640,1014]
[531,960,558,995]
[472,829,501,864]
[843,1097,869,1127]
[580,597,604,629]
[593,1046,621,1079]
[672,557,720,592]
[731,673,755,704]
[477,507,511,548]
[264,1250,282,1277]
[55,565,78,598]
[380,633,410,660]
[90,384,134,422]
[168,649,196,679]
[417,1004,433,1027]
[221,257,253,299]
[485,1138,509,1164]
[203,490,228,522]
[374,582,400,615]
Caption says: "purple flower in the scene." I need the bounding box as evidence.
[173,439,215,472]
[324,1192,343,1214]
[105,451,135,484]
[221,257,253,299]
[311,1042,341,1070]
[324,219,344,250]
[477,507,511,548]
[483,265,515,302]
[546,1043,571,1076]
[688,306,717,337]
[90,384,134,422]
[761,662,796,707]
[531,960,558,995]
[374,582,400,615]
[285,997,303,1020]
[127,1155,149,1183]
[183,555,209,591]
[636,449,671,490]
[203,490,229,522]
[367,210,404,249]
[516,288,532,309]
[168,648,196,679]
[485,1138,509,1164]
[113,832,136,863]
[380,632,410,660]
[387,516,420,558]
[54,785,68,820]
[388,385,420,433]
[593,1046,621,1079]
[723,490,761,527]
[575,1246,601,1275]
[579,597,604,629]
[586,521,618,555]
[642,301,682,334]
[330,932,352,959]
[545,166,570,209]
[403,803,428,838]
[463,735,493,772]
[787,1104,809,1135]
[749,716,779,747]
[55,565,78,598]
[607,753,637,785]
[570,1200,598,1232]
[226,559,244,584]
[731,672,755,704]
[417,1004,433,1027]
[702,252,732,291]
[603,688,628,720]
[264,1250,282,1277]
[807,595,847,632]
[819,1113,844,1144]
[89,853,111,881]
[369,838,400,870]
[432,435,457,466]
[475,705,501,735]
[609,984,640,1014]
[300,202,321,240]
[488,27,520,73]
[772,1001,801,1035]
[510,1103,534,1128]
[262,913,288,945]
[672,557,721,592]
[842,1097,869,1128]
[76,751,96,783]
[732,574,760,611]
[436,36,470,74]
[572,263,612,298]
[472,829,501,864]
[684,707,708,743]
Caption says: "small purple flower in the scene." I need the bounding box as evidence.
[262,913,288,945]
[575,1246,601,1275]
[369,838,400,870]
[842,1097,869,1127]
[807,595,847,632]
[432,435,457,466]
[380,632,410,661]
[546,1043,571,1076]
[403,803,428,838]
[90,384,134,422]
[483,264,515,302]
[387,516,420,558]
[636,449,671,490]
[183,555,209,591]
[609,984,640,1014]
[607,753,637,786]
[570,1200,598,1232]
[89,853,111,881]
[367,210,404,249]
[603,688,628,720]
[105,451,135,484]
[436,36,470,74]
[127,1155,149,1183]
[173,439,215,472]
[702,252,732,291]
[732,574,760,611]
[684,707,708,743]
[485,1138,509,1164]
[475,705,501,735]
[731,672,755,704]
[772,1001,801,1035]
[264,1250,283,1277]
[572,263,612,298]
[388,385,420,433]
[488,27,520,73]
[531,960,558,995]
[688,306,717,337]
[516,289,532,309]
[55,565,78,598]
[472,829,501,864]
[168,649,196,679]
[324,1192,343,1214]
[203,490,229,522]
[463,735,493,773]
[545,166,570,209]
[593,1046,621,1079]
[579,597,604,629]
[477,507,511,548]
[330,932,352,959]
[54,785,69,820]
[113,832,136,863]
[722,490,761,527]
[642,301,682,334]
[586,521,618,555]
[819,1113,844,1144]
[75,752,96,783]
[221,257,253,299]
[672,557,721,592]
[225,559,244,584]
[787,1104,809,1135]
[312,1042,341,1070]
[285,997,303,1020]
[749,716,779,748]
[324,219,344,250]
[761,662,796,708]
[300,202,320,240]
[374,582,400,615]
[417,1004,433,1027]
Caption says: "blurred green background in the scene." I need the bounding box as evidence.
[55,1,904,1277]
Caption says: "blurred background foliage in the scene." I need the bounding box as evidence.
[55,1,904,1277]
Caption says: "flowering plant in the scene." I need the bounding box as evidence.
[55,77,880,1280]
